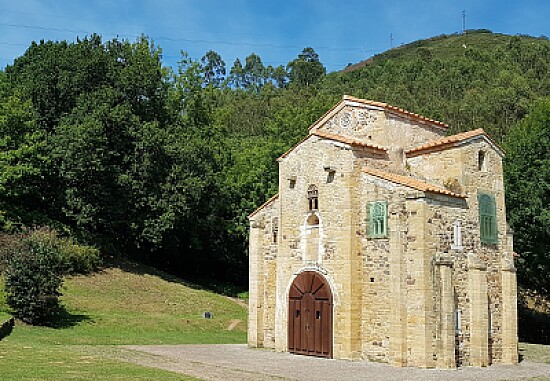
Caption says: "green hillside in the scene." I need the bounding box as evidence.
[373,30,540,63]
[0,260,246,379]
[0,30,549,296]
[320,30,550,141]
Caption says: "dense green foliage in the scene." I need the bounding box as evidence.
[2,228,100,323]
[504,99,550,294]
[5,232,65,324]
[323,31,550,142]
[0,30,549,292]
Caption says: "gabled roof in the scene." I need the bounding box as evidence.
[308,95,449,132]
[312,131,387,153]
[278,95,451,162]
[362,167,466,199]
[278,130,387,161]
[405,128,505,158]
[248,193,279,219]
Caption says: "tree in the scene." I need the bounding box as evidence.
[201,50,226,87]
[271,65,289,88]
[504,98,550,294]
[6,34,168,130]
[229,58,245,88]
[0,74,48,230]
[287,47,326,87]
[243,53,265,91]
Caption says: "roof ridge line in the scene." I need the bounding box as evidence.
[342,95,449,129]
[362,167,466,199]
[248,193,280,219]
[405,128,505,157]
[312,130,387,152]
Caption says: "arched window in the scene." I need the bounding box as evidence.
[307,185,318,211]
[478,150,486,171]
[307,213,319,226]
[478,193,497,244]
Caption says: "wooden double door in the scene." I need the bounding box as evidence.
[288,271,332,358]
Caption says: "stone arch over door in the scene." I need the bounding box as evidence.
[288,271,332,358]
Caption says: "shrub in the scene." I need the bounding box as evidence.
[5,235,65,324]
[0,227,101,275]
[2,227,101,324]
[58,240,101,274]
[0,233,21,274]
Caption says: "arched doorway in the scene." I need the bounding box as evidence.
[288,271,332,358]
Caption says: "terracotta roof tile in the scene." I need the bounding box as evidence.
[248,193,279,219]
[312,130,387,153]
[362,167,466,198]
[405,128,505,157]
[278,131,387,161]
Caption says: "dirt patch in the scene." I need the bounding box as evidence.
[226,319,242,331]
[226,296,248,309]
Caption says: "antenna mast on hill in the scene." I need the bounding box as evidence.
[462,10,466,34]
[390,33,394,49]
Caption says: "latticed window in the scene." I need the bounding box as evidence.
[478,193,497,244]
[367,201,387,238]
[307,185,318,211]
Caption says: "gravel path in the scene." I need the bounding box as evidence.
[108,344,550,381]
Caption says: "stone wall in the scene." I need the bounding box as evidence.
[313,104,446,152]
[276,134,360,358]
[248,196,279,349]
[249,99,517,368]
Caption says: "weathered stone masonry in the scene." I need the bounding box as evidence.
[248,95,518,368]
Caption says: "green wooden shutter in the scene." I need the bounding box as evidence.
[366,202,372,237]
[367,201,387,238]
[478,193,497,244]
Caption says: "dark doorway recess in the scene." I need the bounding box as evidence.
[288,271,332,358]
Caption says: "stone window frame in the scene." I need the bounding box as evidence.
[307,184,319,211]
[478,150,487,172]
[367,201,388,238]
[455,308,462,334]
[478,192,498,245]
[272,217,279,244]
[451,219,464,250]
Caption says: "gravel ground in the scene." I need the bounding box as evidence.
[109,344,550,381]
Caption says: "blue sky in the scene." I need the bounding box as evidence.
[1,0,550,72]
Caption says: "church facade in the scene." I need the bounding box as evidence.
[248,95,518,368]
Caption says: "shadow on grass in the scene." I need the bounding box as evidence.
[519,305,550,345]
[103,257,247,298]
[0,317,14,340]
[518,348,524,363]
[46,306,91,329]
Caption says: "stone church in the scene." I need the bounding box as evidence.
[248,95,518,368]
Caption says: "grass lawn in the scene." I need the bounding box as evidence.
[0,260,247,380]
[1,260,550,380]
[520,342,550,365]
